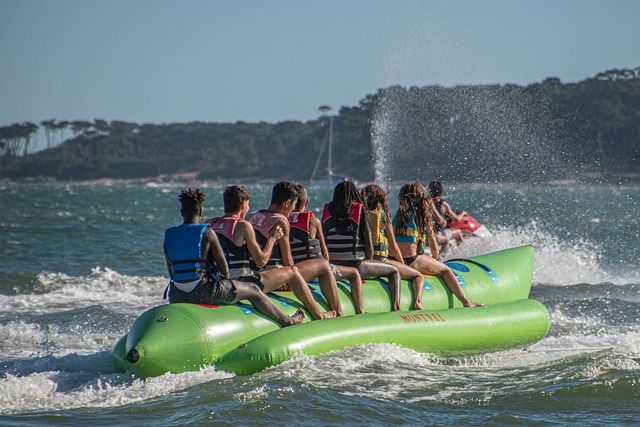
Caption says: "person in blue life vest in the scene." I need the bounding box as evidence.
[244,182,340,318]
[392,182,483,308]
[163,188,305,326]
[208,185,336,320]
[290,183,364,314]
[323,180,402,312]
[361,184,426,310]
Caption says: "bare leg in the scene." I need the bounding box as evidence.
[335,264,364,314]
[259,266,337,320]
[386,258,424,310]
[295,259,344,316]
[409,255,483,307]
[232,280,305,326]
[436,233,451,259]
[356,259,401,311]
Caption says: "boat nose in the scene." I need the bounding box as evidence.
[126,347,140,363]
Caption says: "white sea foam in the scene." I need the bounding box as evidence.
[0,268,167,315]
[0,366,233,415]
[445,222,634,286]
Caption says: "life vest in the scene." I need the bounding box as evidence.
[205,216,253,279]
[392,210,428,253]
[288,211,322,262]
[246,210,286,270]
[322,202,366,262]
[163,223,213,290]
[368,210,389,257]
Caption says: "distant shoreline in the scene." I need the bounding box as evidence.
[2,172,639,187]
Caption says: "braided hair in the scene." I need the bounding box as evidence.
[395,181,433,237]
[179,188,206,217]
[361,184,391,228]
[328,180,372,232]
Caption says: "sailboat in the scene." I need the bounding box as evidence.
[309,116,345,186]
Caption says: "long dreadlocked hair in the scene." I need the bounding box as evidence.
[395,181,433,237]
[179,188,206,216]
[328,180,372,231]
[361,184,391,228]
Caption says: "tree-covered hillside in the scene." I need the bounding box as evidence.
[1,68,638,183]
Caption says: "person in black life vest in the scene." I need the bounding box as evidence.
[163,188,305,327]
[361,184,426,310]
[428,180,466,256]
[290,183,362,314]
[215,185,336,320]
[247,182,343,317]
[322,180,402,312]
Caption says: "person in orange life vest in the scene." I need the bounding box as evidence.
[205,185,335,321]
[323,180,402,312]
[290,183,362,315]
[164,188,304,326]
[361,184,426,310]
[392,182,483,308]
[245,182,338,320]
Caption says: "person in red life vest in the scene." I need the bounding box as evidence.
[428,180,466,256]
[204,185,335,321]
[290,183,362,314]
[163,188,305,326]
[244,182,341,318]
[392,182,483,307]
[323,180,402,312]
[361,184,426,310]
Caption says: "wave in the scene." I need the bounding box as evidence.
[445,222,639,286]
[0,268,167,316]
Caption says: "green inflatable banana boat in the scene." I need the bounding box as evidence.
[113,245,550,377]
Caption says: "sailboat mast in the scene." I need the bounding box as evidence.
[327,116,334,183]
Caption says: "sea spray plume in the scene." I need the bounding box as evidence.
[369,82,577,183]
[370,86,407,185]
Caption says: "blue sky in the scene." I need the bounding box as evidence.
[1,0,639,135]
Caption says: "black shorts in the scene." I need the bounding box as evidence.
[388,255,419,265]
[235,272,265,291]
[331,260,363,268]
[169,276,237,305]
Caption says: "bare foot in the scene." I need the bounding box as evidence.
[463,301,484,307]
[321,310,337,319]
[287,308,305,326]
[336,310,346,317]
[413,302,424,310]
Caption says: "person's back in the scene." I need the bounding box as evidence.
[206,216,254,279]
[288,210,323,263]
[323,181,401,312]
[322,201,368,262]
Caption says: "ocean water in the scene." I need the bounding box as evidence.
[0,182,638,426]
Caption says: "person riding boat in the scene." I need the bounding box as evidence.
[204,185,335,321]
[323,180,401,312]
[245,182,341,318]
[392,181,483,308]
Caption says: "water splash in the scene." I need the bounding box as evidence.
[368,8,575,183]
